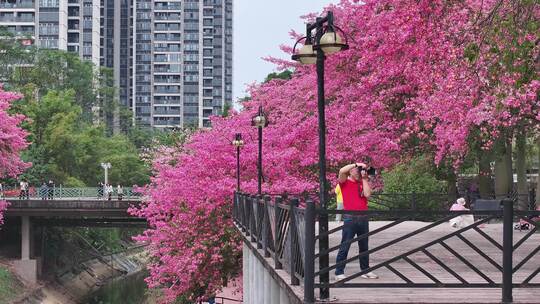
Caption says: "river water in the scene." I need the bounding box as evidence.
[84,270,150,304]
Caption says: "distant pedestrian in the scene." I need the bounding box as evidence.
[47,180,54,199]
[335,184,343,222]
[117,185,123,201]
[0,182,3,199]
[106,184,113,201]
[103,183,109,200]
[19,180,29,199]
[449,198,474,229]
[97,182,104,199]
[468,180,480,206]
[39,182,48,200]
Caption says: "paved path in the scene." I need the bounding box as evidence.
[309,221,539,303]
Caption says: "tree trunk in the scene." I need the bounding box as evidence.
[515,130,528,210]
[478,151,492,197]
[112,104,120,135]
[505,135,513,193]
[447,171,457,204]
[494,137,511,198]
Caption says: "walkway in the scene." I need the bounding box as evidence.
[313,221,539,303]
[234,193,540,304]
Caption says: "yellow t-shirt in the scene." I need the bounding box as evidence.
[335,184,343,203]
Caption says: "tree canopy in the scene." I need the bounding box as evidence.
[132,0,539,302]
[0,86,29,225]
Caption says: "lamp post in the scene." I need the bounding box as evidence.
[232,133,244,192]
[251,106,268,195]
[100,162,111,185]
[292,10,349,300]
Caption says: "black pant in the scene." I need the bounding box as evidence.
[335,215,369,275]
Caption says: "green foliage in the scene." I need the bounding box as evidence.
[237,95,251,103]
[222,102,231,117]
[383,156,446,194]
[0,266,23,303]
[16,89,150,186]
[264,70,293,82]
[0,27,34,82]
[64,176,86,187]
[85,271,149,304]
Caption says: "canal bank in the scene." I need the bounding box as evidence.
[11,247,149,304]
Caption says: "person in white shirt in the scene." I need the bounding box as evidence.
[449,197,474,228]
[107,184,113,201]
[116,185,123,201]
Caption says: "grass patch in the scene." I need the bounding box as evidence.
[0,266,23,304]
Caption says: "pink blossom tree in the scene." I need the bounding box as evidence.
[0,85,30,225]
[133,0,539,302]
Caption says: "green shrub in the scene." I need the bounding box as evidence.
[64,176,86,187]
[381,156,447,210]
[383,157,446,193]
[0,266,23,303]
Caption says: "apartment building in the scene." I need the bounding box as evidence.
[0,0,233,128]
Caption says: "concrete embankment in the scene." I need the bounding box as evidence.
[10,247,148,304]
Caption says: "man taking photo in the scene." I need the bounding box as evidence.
[334,162,378,281]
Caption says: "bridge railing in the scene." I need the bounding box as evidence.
[1,187,141,200]
[233,192,540,303]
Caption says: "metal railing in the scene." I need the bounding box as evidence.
[1,187,141,200]
[233,192,540,303]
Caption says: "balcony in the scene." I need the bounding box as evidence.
[154,47,180,53]
[154,24,180,32]
[0,15,34,22]
[154,4,181,11]
[153,108,181,115]
[0,1,35,9]
[155,14,180,21]
[154,88,180,94]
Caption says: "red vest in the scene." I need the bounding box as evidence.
[339,179,368,211]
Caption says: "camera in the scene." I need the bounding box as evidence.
[357,165,376,176]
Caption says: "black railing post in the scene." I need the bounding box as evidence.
[411,192,417,210]
[274,196,283,269]
[304,200,316,303]
[240,194,249,235]
[411,192,417,221]
[257,196,263,249]
[233,191,237,222]
[250,196,256,242]
[263,195,271,257]
[502,199,513,304]
[289,198,300,285]
[239,193,246,232]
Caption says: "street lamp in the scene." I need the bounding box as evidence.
[100,162,111,185]
[291,10,349,300]
[232,133,244,192]
[251,106,268,195]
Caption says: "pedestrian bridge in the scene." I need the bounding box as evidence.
[1,188,146,284]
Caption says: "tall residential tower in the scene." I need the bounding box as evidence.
[0,0,233,128]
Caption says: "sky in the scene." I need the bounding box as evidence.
[233,0,339,102]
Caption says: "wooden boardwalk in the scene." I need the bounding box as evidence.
[306,221,539,303]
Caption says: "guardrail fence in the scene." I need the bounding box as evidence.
[233,192,540,303]
[1,187,140,200]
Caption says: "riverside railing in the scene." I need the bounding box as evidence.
[233,192,540,303]
[1,187,141,200]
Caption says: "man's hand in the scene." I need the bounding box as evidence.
[338,163,358,183]
[356,162,367,168]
